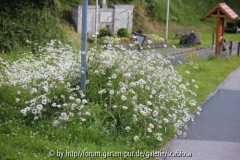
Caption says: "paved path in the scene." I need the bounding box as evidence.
[162,68,240,160]
[168,43,239,66]
[146,42,239,66]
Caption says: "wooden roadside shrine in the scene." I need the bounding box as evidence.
[203,3,238,59]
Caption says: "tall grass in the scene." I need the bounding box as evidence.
[174,55,240,113]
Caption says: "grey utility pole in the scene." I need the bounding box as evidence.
[81,0,88,92]
[166,0,170,42]
[95,0,98,47]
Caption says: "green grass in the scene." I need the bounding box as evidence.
[128,0,240,48]
[168,28,240,48]
[0,119,145,160]
[174,55,240,112]
[0,113,171,160]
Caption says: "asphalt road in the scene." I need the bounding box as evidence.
[168,42,239,66]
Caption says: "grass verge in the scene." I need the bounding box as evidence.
[174,55,240,112]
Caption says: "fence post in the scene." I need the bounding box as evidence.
[212,32,214,49]
[238,42,240,57]
[229,41,232,56]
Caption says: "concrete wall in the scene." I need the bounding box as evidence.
[72,4,134,36]
[114,5,134,34]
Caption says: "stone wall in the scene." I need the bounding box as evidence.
[72,4,134,36]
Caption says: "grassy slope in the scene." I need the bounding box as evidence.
[131,0,240,47]
[60,0,239,47]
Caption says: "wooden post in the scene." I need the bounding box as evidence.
[202,3,239,59]
[222,18,225,38]
[229,41,233,56]
[215,9,220,59]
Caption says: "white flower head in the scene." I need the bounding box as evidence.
[82,99,88,104]
[121,95,127,101]
[121,87,126,93]
[125,126,131,132]
[123,106,128,109]
[110,90,114,95]
[163,118,169,123]
[134,136,139,141]
[111,74,117,79]
[147,128,152,133]
[149,123,154,128]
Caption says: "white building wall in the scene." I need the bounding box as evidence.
[114,5,134,33]
[72,5,134,36]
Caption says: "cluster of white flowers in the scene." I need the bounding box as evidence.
[0,39,200,143]
[0,40,90,122]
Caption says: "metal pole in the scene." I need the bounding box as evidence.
[238,42,240,57]
[165,0,170,42]
[95,0,98,47]
[81,0,88,92]
[212,32,214,49]
[229,41,232,56]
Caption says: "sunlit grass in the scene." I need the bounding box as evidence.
[174,55,240,113]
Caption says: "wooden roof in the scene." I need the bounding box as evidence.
[203,3,238,20]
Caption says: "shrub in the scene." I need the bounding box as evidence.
[98,28,113,38]
[87,37,95,43]
[117,28,130,38]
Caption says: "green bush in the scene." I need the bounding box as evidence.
[98,28,113,38]
[117,28,130,38]
[87,37,95,43]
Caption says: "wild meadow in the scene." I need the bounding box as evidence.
[1,37,240,159]
[0,39,202,159]
[1,0,240,159]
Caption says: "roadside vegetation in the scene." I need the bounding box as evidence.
[0,0,67,54]
[0,0,240,159]
[174,53,240,112]
[1,40,198,159]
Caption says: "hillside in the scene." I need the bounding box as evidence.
[1,0,239,53]
[60,0,240,44]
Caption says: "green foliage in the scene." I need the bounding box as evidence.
[207,54,215,61]
[117,28,130,38]
[120,37,130,42]
[0,0,66,53]
[0,41,198,158]
[59,0,97,5]
[134,0,240,24]
[98,28,114,38]
[87,37,95,43]
[1,41,240,159]
[174,55,240,112]
[98,36,120,45]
